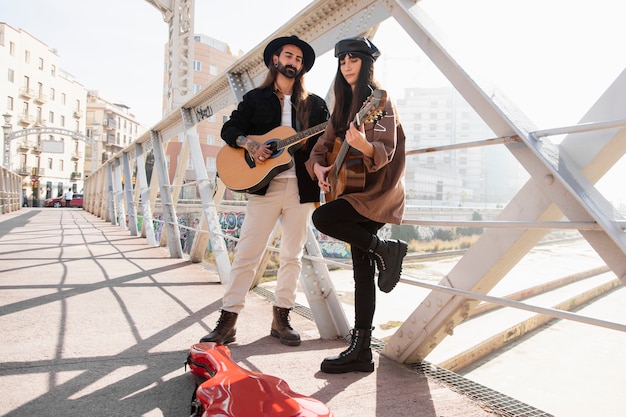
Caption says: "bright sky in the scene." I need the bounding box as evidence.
[2,0,625,203]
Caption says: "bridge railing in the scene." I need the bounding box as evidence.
[0,165,22,214]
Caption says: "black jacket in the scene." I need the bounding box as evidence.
[221,85,329,202]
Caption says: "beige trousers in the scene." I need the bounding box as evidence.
[221,178,314,313]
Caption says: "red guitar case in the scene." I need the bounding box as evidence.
[187,342,334,417]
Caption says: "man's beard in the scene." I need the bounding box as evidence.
[276,62,300,79]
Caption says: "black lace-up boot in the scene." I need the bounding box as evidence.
[199,310,238,344]
[321,328,374,374]
[368,236,408,293]
[270,306,301,346]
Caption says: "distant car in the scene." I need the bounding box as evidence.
[44,194,84,208]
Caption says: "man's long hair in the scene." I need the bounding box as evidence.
[330,56,380,138]
[259,48,313,130]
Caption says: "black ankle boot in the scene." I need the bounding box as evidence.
[320,328,374,374]
[199,310,238,344]
[270,306,301,346]
[368,237,408,293]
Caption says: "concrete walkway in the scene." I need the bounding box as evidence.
[0,208,497,417]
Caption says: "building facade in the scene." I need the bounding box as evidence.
[162,34,240,191]
[85,90,143,176]
[398,86,524,207]
[1,23,87,206]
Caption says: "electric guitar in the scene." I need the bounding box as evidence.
[216,122,328,193]
[325,88,387,202]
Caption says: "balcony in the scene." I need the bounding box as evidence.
[70,172,82,180]
[18,112,36,126]
[73,110,83,119]
[19,87,35,99]
[103,117,117,130]
[18,141,30,152]
[15,166,31,176]
[33,94,48,105]
[34,118,47,127]
[71,152,82,161]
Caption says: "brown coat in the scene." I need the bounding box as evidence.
[306,96,405,224]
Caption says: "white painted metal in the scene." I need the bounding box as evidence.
[150,130,183,258]
[180,108,231,280]
[105,163,115,224]
[383,1,626,363]
[113,157,127,231]
[134,142,157,246]
[122,151,138,236]
[301,227,351,338]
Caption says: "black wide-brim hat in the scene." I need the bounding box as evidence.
[263,35,316,72]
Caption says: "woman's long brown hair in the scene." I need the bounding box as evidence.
[330,56,380,139]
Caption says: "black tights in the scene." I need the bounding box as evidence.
[312,198,383,329]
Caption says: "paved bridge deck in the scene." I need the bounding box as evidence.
[0,208,497,417]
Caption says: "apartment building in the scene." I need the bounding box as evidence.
[84,90,143,175]
[1,22,87,206]
[398,86,524,206]
[162,34,240,187]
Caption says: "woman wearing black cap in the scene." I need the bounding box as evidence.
[200,36,329,347]
[306,37,407,373]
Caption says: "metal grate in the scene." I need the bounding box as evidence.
[412,362,554,417]
[253,286,553,417]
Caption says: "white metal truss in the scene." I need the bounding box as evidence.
[83,0,626,357]
[145,0,195,112]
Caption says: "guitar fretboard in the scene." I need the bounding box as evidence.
[277,122,328,150]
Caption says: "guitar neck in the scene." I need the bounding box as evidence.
[276,122,327,150]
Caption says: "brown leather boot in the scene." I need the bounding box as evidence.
[199,310,238,344]
[270,306,301,346]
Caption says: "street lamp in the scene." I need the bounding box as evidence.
[2,113,12,169]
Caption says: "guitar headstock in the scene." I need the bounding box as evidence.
[354,89,387,127]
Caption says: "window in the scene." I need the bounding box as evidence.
[24,50,30,63]
[48,158,53,169]
[60,115,65,127]
[23,75,30,90]
[50,88,55,100]
[193,84,201,94]
[206,134,215,145]
[49,111,54,123]
[9,41,15,56]
[38,57,44,70]
[75,99,81,111]
[59,159,64,171]
[209,64,218,75]
[193,60,202,71]
[61,93,66,105]
[7,96,13,111]
[51,64,56,76]
[8,68,14,82]
[206,157,216,172]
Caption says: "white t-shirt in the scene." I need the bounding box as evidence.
[274,93,296,179]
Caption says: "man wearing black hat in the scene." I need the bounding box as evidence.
[201,36,329,347]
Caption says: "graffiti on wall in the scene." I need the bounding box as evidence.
[150,209,351,258]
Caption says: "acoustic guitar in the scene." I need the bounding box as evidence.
[216,122,328,193]
[325,89,387,202]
